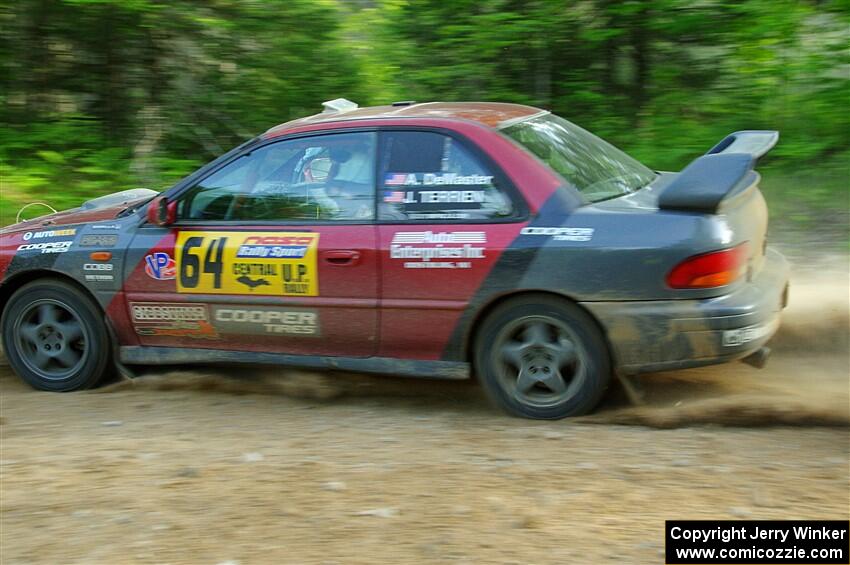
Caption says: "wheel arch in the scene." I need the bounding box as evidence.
[463,290,616,371]
[0,269,116,391]
[0,269,104,320]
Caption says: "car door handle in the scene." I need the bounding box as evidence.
[322,250,361,266]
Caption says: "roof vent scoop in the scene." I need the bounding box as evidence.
[321,98,358,114]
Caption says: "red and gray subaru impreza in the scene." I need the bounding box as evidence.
[0,100,789,419]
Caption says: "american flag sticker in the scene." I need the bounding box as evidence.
[384,173,408,186]
[384,191,404,203]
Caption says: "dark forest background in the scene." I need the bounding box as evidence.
[1,0,847,243]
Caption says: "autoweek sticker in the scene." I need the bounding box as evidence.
[21,228,77,241]
[390,231,486,269]
[175,231,319,296]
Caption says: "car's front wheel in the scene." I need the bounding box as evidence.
[1,279,110,391]
[474,295,611,419]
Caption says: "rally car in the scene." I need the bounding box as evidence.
[0,100,789,419]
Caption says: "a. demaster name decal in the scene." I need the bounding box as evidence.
[384,172,493,186]
[175,231,318,296]
[390,231,486,269]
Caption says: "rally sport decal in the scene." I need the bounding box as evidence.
[174,231,319,296]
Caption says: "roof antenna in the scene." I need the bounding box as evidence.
[321,98,359,114]
[16,202,57,223]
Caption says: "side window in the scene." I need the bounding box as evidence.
[378,131,515,222]
[178,132,376,222]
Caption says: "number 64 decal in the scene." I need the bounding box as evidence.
[180,236,227,289]
[174,231,319,296]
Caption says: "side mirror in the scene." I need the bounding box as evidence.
[147,195,177,226]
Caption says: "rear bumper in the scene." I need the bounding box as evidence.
[581,248,790,375]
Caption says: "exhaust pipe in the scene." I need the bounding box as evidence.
[742,346,770,369]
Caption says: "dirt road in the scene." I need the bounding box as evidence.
[1,270,848,564]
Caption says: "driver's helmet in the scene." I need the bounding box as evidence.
[317,140,374,219]
[327,142,372,185]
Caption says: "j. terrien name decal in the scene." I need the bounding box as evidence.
[390,231,486,269]
[520,227,595,242]
[384,190,487,205]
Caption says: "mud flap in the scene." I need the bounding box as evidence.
[104,315,136,381]
[615,370,645,406]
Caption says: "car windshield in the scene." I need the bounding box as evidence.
[501,113,656,202]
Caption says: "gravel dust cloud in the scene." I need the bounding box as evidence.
[95,267,849,429]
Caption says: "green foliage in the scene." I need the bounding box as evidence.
[0,0,847,239]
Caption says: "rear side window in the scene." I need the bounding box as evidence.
[501,113,656,202]
[377,131,515,222]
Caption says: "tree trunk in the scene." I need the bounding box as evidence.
[630,4,650,123]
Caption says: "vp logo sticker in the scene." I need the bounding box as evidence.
[144,252,176,280]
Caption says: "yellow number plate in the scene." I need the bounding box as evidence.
[175,231,319,296]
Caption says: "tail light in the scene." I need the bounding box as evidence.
[666,243,749,289]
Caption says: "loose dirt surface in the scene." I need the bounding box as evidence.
[1,267,848,564]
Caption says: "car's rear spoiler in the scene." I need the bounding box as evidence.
[658,130,779,213]
[705,130,779,159]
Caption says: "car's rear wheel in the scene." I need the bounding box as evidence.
[1,279,110,391]
[474,295,611,419]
